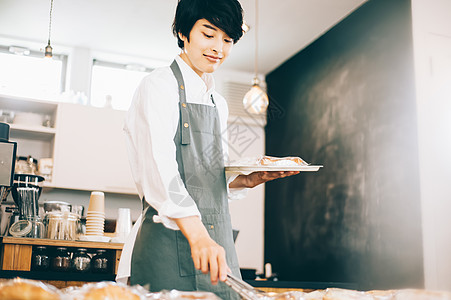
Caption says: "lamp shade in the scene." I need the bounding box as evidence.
[243,83,269,115]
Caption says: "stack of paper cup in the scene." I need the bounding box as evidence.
[85,191,105,236]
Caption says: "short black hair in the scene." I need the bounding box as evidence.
[172,0,244,49]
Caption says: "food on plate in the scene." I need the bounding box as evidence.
[394,289,451,300]
[156,290,221,299]
[0,278,61,300]
[303,290,326,299]
[366,289,396,299]
[82,285,140,300]
[323,288,373,300]
[258,156,308,167]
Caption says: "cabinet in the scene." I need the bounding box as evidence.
[0,94,137,195]
[0,237,122,288]
[52,103,136,194]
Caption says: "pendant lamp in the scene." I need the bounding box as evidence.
[243,0,268,115]
[44,0,54,58]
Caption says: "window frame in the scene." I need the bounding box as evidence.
[0,45,68,94]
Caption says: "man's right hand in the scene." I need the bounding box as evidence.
[173,216,229,285]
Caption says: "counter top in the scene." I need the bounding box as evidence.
[0,236,123,250]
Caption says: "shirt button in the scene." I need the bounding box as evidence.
[181,103,187,108]
[183,122,189,128]
[210,225,214,229]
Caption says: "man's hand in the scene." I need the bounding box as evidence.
[229,171,300,189]
[174,216,228,285]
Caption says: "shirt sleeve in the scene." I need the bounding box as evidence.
[125,71,201,230]
[226,172,249,201]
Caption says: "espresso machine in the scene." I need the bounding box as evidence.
[0,122,17,236]
[10,173,45,238]
[0,122,45,238]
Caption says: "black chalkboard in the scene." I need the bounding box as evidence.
[264,0,423,290]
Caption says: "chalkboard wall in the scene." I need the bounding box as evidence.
[265,0,423,290]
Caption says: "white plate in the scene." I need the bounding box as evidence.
[225,165,323,173]
[79,235,111,242]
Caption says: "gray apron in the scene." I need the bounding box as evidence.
[130,60,241,299]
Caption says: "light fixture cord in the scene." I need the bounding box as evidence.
[254,0,259,80]
[48,0,54,43]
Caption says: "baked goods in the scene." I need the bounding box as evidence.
[67,282,147,300]
[394,289,451,300]
[158,290,221,299]
[366,289,396,299]
[258,156,308,167]
[323,288,373,300]
[82,285,140,300]
[0,278,61,300]
[303,290,326,300]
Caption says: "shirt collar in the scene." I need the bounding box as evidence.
[175,55,215,101]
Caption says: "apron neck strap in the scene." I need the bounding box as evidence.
[170,60,187,104]
[170,59,190,145]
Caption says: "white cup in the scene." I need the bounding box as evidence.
[115,208,132,238]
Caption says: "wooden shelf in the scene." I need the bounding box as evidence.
[0,236,123,285]
[0,270,116,282]
[0,237,123,250]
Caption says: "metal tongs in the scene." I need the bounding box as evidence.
[224,273,266,300]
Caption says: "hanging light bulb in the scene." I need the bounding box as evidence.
[44,0,54,58]
[243,0,268,115]
[243,77,269,114]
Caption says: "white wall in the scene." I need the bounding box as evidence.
[411,0,451,291]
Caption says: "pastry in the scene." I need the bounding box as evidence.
[323,288,373,300]
[165,290,221,299]
[82,285,140,300]
[258,156,307,167]
[366,289,396,299]
[0,280,60,300]
[394,289,451,300]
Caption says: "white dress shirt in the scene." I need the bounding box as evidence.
[117,56,247,283]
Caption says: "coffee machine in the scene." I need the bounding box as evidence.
[0,122,45,238]
[0,122,17,236]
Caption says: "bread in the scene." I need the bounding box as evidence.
[366,289,396,299]
[164,290,221,299]
[258,156,307,167]
[303,290,326,300]
[323,288,373,300]
[394,289,451,300]
[82,285,140,300]
[0,280,60,300]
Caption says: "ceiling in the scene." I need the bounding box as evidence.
[0,0,367,74]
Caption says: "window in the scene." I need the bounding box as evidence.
[0,45,67,100]
[90,60,152,111]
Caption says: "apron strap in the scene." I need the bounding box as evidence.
[170,60,190,145]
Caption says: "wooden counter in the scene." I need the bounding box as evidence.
[0,236,123,288]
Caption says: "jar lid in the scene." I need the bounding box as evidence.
[77,248,88,252]
[9,220,32,237]
[96,249,106,253]
[56,247,67,251]
[36,246,47,250]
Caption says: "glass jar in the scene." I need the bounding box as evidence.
[15,156,38,175]
[91,249,108,273]
[31,246,49,271]
[45,212,79,240]
[51,247,71,272]
[72,248,91,272]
